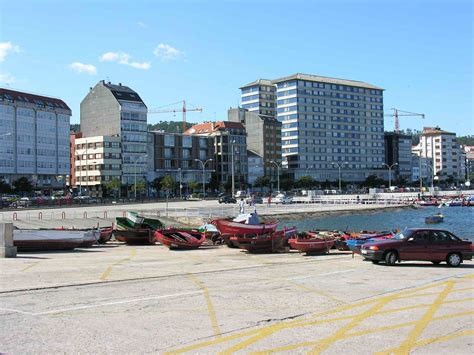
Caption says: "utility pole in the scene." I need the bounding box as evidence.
[331,162,348,191]
[194,158,213,198]
[382,163,398,189]
[270,160,283,192]
[231,139,235,197]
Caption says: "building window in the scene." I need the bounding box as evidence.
[164,135,174,147]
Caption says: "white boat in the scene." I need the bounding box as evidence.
[79,230,100,247]
[13,229,86,252]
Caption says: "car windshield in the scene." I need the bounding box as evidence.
[393,229,414,240]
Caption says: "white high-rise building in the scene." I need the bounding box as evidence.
[0,88,71,189]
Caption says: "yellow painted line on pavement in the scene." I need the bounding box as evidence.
[21,261,41,272]
[188,273,222,338]
[377,281,455,355]
[286,279,347,305]
[100,248,136,281]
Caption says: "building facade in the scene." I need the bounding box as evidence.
[247,150,264,186]
[74,135,122,196]
[80,81,148,186]
[228,107,281,180]
[416,127,465,182]
[464,146,474,181]
[384,132,412,181]
[185,121,248,188]
[240,73,385,182]
[240,79,276,118]
[69,132,82,187]
[0,88,71,190]
[147,131,214,193]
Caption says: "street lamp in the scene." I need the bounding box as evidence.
[178,168,182,199]
[134,154,148,199]
[270,160,283,192]
[381,163,398,189]
[331,162,348,191]
[230,139,236,197]
[194,158,213,198]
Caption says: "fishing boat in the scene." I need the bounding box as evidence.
[425,213,444,224]
[230,227,297,253]
[78,230,100,247]
[13,229,86,252]
[154,228,206,250]
[416,199,439,207]
[288,233,336,254]
[98,226,114,244]
[115,217,156,245]
[211,214,278,237]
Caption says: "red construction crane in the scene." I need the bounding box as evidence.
[384,108,425,133]
[148,100,202,133]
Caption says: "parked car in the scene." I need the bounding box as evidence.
[273,193,293,204]
[218,195,237,204]
[246,196,263,204]
[361,228,472,267]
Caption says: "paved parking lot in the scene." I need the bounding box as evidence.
[0,243,472,353]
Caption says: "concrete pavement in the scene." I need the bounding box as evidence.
[0,243,472,353]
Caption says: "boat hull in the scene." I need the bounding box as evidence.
[231,228,297,253]
[155,229,206,250]
[289,238,335,254]
[211,218,278,236]
[98,227,113,244]
[13,229,85,252]
[114,229,155,245]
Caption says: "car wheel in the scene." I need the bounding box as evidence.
[385,251,397,266]
[371,260,380,264]
[446,253,461,267]
[431,261,441,265]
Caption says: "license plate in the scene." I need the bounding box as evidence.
[361,249,368,254]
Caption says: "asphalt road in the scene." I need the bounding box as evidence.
[0,243,472,353]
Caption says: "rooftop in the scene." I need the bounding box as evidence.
[98,80,146,105]
[185,121,245,135]
[0,87,71,111]
[239,79,274,89]
[272,73,384,90]
[421,127,456,136]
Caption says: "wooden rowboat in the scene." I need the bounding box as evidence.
[211,218,278,237]
[154,228,206,250]
[230,227,298,253]
[289,235,336,254]
[13,229,86,252]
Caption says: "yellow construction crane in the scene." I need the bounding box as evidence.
[148,100,202,133]
[384,108,425,133]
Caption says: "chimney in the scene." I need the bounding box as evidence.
[108,81,111,85]
[119,83,122,86]
[211,122,214,131]
[89,87,92,91]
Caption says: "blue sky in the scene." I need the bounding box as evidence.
[0,0,472,135]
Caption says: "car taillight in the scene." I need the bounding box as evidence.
[369,245,379,251]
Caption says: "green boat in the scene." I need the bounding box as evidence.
[114,212,164,245]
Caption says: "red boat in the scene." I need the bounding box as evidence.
[230,227,297,253]
[98,227,113,244]
[154,228,206,250]
[211,218,278,236]
[289,234,336,254]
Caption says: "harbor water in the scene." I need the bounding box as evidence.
[283,206,474,241]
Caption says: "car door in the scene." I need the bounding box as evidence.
[430,231,457,261]
[403,230,431,261]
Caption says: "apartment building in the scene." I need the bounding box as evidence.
[74,135,122,196]
[240,73,385,182]
[147,132,214,191]
[0,88,71,189]
[185,121,248,188]
[416,127,465,181]
[240,79,276,118]
[69,132,82,187]
[80,81,147,185]
[384,132,412,180]
[228,107,281,180]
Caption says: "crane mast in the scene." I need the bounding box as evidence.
[148,100,202,133]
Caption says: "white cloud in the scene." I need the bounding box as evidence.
[137,21,148,29]
[99,51,150,70]
[0,72,16,84]
[0,42,20,62]
[153,43,182,61]
[69,62,97,75]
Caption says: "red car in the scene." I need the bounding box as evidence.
[361,228,472,267]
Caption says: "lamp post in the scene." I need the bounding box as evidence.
[270,160,283,192]
[194,158,213,198]
[230,139,236,197]
[134,154,148,200]
[178,168,182,199]
[331,162,348,191]
[381,163,398,189]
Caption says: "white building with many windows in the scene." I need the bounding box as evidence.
[0,88,71,189]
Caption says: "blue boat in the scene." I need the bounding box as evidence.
[346,239,370,254]
[425,213,444,224]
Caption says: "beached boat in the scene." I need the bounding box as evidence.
[98,226,114,244]
[13,229,86,252]
[154,228,206,250]
[425,213,444,224]
[115,217,156,244]
[230,227,298,253]
[211,214,278,237]
[289,233,336,254]
[346,231,397,254]
[78,230,100,247]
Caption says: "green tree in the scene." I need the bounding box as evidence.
[188,181,201,193]
[253,176,271,189]
[130,180,146,197]
[207,172,220,191]
[105,178,121,198]
[161,175,175,196]
[0,179,11,193]
[361,174,384,188]
[151,176,164,192]
[279,177,294,191]
[12,177,33,194]
[295,175,315,189]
